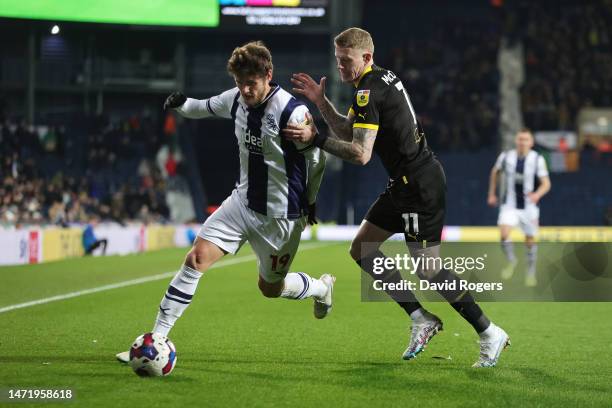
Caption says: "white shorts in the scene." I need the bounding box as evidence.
[497,205,540,237]
[198,190,307,283]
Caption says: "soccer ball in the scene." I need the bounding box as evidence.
[128,332,177,377]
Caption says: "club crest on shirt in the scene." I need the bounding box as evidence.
[265,113,279,133]
[356,90,370,107]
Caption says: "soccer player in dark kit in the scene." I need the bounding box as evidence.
[285,27,510,367]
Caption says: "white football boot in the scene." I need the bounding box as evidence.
[115,351,130,363]
[472,324,511,368]
[402,314,443,360]
[314,274,336,319]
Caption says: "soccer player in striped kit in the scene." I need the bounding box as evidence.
[488,128,551,287]
[116,41,333,363]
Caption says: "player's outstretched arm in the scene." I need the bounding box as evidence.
[163,92,187,110]
[291,73,353,141]
[165,90,230,120]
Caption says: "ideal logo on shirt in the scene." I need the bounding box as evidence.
[356,90,370,107]
[244,127,263,154]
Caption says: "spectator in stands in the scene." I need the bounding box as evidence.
[0,114,171,228]
[381,19,499,151]
[517,0,612,129]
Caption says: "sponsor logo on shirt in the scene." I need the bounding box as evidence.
[244,127,263,154]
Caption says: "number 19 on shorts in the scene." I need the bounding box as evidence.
[270,254,291,271]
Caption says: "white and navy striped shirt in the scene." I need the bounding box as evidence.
[177,84,326,219]
[494,149,548,210]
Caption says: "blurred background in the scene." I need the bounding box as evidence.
[0,0,610,253]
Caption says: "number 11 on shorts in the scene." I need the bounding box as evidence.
[402,212,419,239]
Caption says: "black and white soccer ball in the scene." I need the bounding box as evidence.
[129,332,177,377]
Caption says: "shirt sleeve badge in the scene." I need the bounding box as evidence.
[356,90,370,107]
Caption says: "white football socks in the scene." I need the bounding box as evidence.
[153,265,203,336]
[526,244,538,277]
[153,269,327,335]
[280,272,327,300]
[501,239,516,263]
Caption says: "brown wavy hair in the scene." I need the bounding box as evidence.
[227,41,273,78]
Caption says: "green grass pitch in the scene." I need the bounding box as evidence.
[1,242,611,407]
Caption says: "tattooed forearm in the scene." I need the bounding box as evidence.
[323,128,376,165]
[317,96,354,141]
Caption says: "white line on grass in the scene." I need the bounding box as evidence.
[0,241,334,314]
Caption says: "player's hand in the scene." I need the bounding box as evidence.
[164,92,187,110]
[527,192,540,204]
[291,73,326,107]
[282,112,318,144]
[307,202,318,225]
[487,194,498,207]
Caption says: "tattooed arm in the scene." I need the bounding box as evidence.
[322,127,376,165]
[283,117,376,166]
[315,95,355,142]
[291,73,354,141]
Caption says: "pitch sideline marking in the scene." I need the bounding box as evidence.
[0,242,335,314]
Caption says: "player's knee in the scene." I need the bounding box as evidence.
[184,247,208,272]
[259,288,281,298]
[183,251,199,270]
[500,228,511,241]
[258,278,282,298]
[415,262,442,281]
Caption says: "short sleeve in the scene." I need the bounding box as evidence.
[537,155,549,177]
[352,87,380,131]
[493,152,505,171]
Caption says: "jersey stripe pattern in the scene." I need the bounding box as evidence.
[279,97,309,217]
[177,85,325,219]
[495,149,548,210]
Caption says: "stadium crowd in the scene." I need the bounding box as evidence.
[376,0,612,144]
[382,19,500,151]
[0,116,171,228]
[517,1,612,130]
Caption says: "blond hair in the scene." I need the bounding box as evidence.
[334,27,374,53]
[227,41,273,78]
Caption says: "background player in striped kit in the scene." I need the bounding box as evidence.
[116,41,333,363]
[488,128,551,287]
